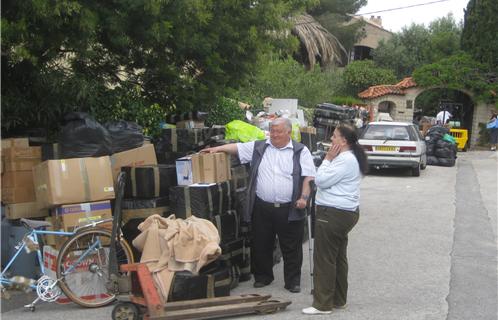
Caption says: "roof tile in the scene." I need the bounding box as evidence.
[358,77,417,99]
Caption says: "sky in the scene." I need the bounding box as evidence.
[356,0,469,32]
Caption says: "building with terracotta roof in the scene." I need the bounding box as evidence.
[358,77,495,148]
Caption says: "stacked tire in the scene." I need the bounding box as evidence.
[313,103,356,141]
[425,126,457,167]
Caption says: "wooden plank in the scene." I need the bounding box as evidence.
[150,299,291,320]
[163,294,271,311]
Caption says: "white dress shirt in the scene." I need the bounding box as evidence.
[237,139,316,203]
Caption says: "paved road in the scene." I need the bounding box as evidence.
[2,151,496,319]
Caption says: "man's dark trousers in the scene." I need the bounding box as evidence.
[251,197,304,287]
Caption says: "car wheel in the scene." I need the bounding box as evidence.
[412,165,421,177]
[420,155,427,170]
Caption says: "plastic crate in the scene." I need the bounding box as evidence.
[449,128,468,151]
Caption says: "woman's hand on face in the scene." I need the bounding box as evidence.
[325,144,341,161]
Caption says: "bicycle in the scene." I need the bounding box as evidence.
[0,173,134,311]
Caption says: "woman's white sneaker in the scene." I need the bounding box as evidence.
[302,307,332,315]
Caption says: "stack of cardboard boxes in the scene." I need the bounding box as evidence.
[1,138,48,219]
[0,138,159,248]
[33,155,116,248]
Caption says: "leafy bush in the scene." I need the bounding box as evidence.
[206,97,246,126]
[234,55,343,108]
[342,60,397,96]
[328,96,364,106]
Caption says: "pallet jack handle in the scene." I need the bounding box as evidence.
[108,172,127,280]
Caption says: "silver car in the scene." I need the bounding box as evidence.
[359,121,427,176]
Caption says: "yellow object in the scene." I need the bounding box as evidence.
[291,122,301,142]
[449,128,468,151]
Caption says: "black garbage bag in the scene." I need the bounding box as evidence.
[435,140,457,159]
[435,147,454,159]
[438,157,456,167]
[426,142,436,156]
[105,120,144,154]
[426,126,449,141]
[60,112,112,158]
[426,155,439,166]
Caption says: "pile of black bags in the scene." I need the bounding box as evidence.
[425,126,457,167]
[59,112,144,158]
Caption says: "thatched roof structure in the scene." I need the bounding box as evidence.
[292,14,347,69]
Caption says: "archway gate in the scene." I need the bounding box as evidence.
[358,77,494,148]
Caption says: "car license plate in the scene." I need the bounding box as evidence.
[375,146,398,152]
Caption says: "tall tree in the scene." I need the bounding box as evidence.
[373,15,461,78]
[1,0,311,134]
[309,0,367,64]
[461,0,498,68]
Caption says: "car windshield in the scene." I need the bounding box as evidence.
[361,125,415,141]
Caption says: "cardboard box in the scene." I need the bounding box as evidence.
[176,154,201,186]
[2,186,36,204]
[176,153,231,186]
[43,245,111,303]
[215,153,231,182]
[4,202,49,220]
[33,156,115,208]
[300,126,317,134]
[110,144,157,182]
[53,200,112,231]
[2,171,34,188]
[42,216,67,250]
[2,146,42,172]
[1,138,30,150]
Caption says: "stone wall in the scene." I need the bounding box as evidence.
[367,94,415,123]
[471,103,495,146]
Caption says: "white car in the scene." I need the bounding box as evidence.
[359,121,427,176]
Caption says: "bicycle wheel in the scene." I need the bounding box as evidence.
[55,227,134,308]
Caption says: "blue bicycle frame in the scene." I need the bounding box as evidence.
[0,228,74,289]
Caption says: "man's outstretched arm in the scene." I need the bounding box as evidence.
[201,143,238,155]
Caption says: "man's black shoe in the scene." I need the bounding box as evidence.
[285,284,301,293]
[253,281,270,288]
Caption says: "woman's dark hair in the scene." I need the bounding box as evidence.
[336,124,368,175]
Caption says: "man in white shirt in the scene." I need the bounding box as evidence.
[436,110,452,124]
[202,118,315,293]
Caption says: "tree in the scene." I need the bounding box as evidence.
[234,54,343,108]
[309,0,367,64]
[461,0,498,68]
[1,0,312,134]
[373,15,462,78]
[341,60,396,96]
[413,53,497,103]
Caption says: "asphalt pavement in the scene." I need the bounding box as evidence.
[2,151,496,320]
